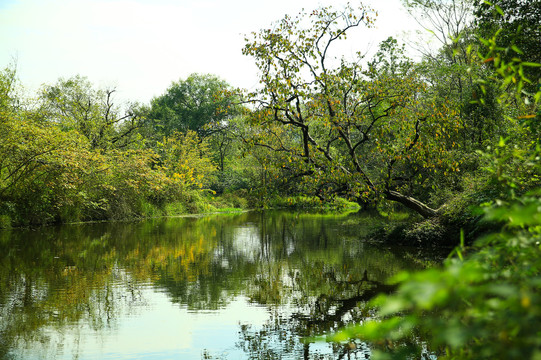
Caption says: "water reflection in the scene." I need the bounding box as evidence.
[0,211,444,359]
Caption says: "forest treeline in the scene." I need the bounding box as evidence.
[0,0,539,232]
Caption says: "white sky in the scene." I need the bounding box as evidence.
[0,0,425,105]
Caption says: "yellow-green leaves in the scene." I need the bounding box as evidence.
[157,130,217,190]
[242,4,464,216]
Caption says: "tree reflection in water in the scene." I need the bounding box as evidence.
[232,212,405,359]
[0,211,444,359]
[237,270,390,360]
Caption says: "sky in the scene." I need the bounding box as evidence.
[0,0,426,105]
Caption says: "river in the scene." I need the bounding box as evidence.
[0,210,445,359]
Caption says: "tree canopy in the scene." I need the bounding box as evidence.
[148,73,236,138]
[242,4,461,217]
[40,75,144,150]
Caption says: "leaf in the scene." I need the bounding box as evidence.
[511,45,523,55]
[521,62,541,68]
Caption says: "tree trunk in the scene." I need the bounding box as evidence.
[384,190,439,218]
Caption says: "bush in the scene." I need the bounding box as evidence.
[0,215,11,229]
[329,194,541,359]
[208,190,250,211]
[269,195,361,213]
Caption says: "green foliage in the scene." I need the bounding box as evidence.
[330,195,541,359]
[368,36,413,76]
[148,73,236,138]
[206,115,255,193]
[0,215,11,229]
[39,75,144,150]
[208,190,250,210]
[327,14,541,360]
[0,69,221,226]
[474,0,541,92]
[269,195,360,213]
[146,74,255,195]
[242,4,463,217]
[0,69,93,224]
[156,130,217,190]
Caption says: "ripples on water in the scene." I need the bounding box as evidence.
[0,211,446,359]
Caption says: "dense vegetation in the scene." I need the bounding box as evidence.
[326,1,541,359]
[0,0,536,229]
[1,0,540,356]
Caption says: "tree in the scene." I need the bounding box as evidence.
[474,0,541,92]
[39,75,144,150]
[402,0,510,157]
[148,73,236,138]
[401,0,475,59]
[242,4,461,218]
[0,66,93,225]
[148,74,253,195]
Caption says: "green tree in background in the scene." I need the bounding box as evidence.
[39,76,144,150]
[0,67,93,224]
[0,68,221,226]
[156,130,217,190]
[398,0,513,220]
[148,73,236,138]
[401,0,474,57]
[403,0,509,155]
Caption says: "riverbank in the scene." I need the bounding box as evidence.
[0,192,361,230]
[0,185,498,250]
[369,187,503,247]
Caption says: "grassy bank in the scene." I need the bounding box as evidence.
[0,190,363,229]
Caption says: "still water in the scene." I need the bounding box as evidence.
[0,211,445,360]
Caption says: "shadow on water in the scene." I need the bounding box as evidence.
[0,211,447,359]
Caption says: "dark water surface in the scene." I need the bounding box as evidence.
[0,211,446,359]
